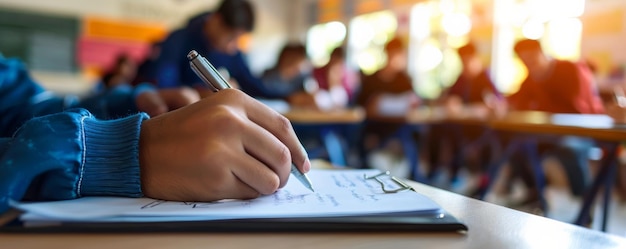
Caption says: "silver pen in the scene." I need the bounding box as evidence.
[187,50,315,192]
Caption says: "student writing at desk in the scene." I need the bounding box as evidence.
[148,0,286,99]
[0,55,311,214]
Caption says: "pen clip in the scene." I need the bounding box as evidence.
[190,62,219,92]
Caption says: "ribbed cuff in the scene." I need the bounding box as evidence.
[78,113,150,197]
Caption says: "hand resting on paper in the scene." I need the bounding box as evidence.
[139,89,311,201]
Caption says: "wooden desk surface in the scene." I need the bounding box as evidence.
[2,181,625,249]
[283,108,365,124]
[490,112,626,142]
[368,106,491,126]
[390,108,626,141]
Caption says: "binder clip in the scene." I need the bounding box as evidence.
[364,171,413,194]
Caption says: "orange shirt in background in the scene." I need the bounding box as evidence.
[507,60,605,114]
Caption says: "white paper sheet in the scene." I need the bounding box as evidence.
[14,169,442,223]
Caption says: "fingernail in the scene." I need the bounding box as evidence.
[303,159,311,172]
[300,143,309,156]
[300,144,311,172]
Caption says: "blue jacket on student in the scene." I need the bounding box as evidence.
[151,12,285,99]
[0,55,150,213]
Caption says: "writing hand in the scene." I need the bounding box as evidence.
[138,89,311,201]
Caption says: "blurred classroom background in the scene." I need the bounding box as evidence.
[2,0,625,99]
[1,0,626,237]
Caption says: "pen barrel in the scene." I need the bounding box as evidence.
[190,61,219,92]
[188,50,231,91]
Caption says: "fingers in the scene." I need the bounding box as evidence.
[158,87,200,110]
[229,152,281,195]
[136,91,168,116]
[241,121,292,188]
[223,90,310,173]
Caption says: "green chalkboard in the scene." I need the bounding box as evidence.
[0,8,79,72]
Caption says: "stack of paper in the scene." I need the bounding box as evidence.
[13,169,443,224]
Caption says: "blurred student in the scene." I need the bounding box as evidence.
[312,47,360,108]
[150,0,283,99]
[357,37,419,120]
[505,39,604,205]
[99,54,138,90]
[0,54,310,214]
[262,43,309,95]
[427,42,502,184]
[440,42,502,112]
[356,37,420,172]
[133,42,162,86]
[88,54,200,118]
[261,43,317,109]
[508,39,604,114]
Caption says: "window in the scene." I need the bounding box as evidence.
[347,10,397,75]
[306,21,347,67]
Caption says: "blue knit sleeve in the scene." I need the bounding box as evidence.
[0,54,153,137]
[0,109,149,213]
[0,55,69,137]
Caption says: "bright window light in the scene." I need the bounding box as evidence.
[522,19,545,40]
[545,18,583,60]
[442,13,472,37]
[527,0,585,20]
[306,21,347,67]
[348,10,398,75]
[417,44,443,71]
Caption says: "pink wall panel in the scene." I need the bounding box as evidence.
[77,36,150,72]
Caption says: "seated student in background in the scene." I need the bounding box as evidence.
[88,54,200,118]
[132,42,162,86]
[261,43,309,96]
[261,43,318,109]
[0,54,310,214]
[508,39,604,114]
[150,0,285,99]
[98,54,138,91]
[356,37,420,173]
[312,47,360,109]
[426,42,502,186]
[439,42,503,115]
[502,39,604,206]
[357,37,420,119]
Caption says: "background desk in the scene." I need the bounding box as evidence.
[490,112,626,141]
[2,179,625,249]
[485,111,626,230]
[283,108,365,166]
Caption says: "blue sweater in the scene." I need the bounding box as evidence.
[0,55,150,213]
[151,12,286,99]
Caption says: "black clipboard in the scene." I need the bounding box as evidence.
[0,171,468,233]
[0,211,467,233]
